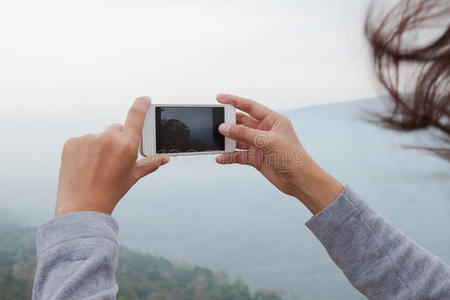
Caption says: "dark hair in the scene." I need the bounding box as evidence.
[365,0,450,159]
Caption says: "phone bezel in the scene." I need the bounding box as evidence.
[140,104,236,156]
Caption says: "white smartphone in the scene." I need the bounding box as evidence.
[140,104,236,156]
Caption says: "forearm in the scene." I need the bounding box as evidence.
[306,186,450,299]
[32,212,119,300]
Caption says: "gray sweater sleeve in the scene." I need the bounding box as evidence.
[306,186,450,300]
[32,212,119,300]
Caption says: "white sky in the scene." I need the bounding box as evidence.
[0,0,386,120]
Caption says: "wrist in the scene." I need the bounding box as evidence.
[55,197,115,217]
[291,155,344,215]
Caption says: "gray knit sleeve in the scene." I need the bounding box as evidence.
[306,186,450,299]
[32,211,119,300]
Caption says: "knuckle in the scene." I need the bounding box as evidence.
[109,123,123,131]
[281,115,291,125]
[267,113,281,125]
[62,136,82,158]
[235,124,246,138]
[101,130,114,140]
[64,137,76,146]
[95,132,120,150]
[82,133,96,142]
[63,137,78,150]
[242,102,252,113]
[249,101,258,112]
[128,106,138,116]
[129,105,145,116]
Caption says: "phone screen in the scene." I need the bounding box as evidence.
[155,106,225,153]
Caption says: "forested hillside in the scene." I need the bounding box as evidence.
[0,216,281,300]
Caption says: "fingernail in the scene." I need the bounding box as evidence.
[219,123,231,134]
[136,96,151,104]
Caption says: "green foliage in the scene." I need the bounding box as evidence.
[0,220,36,300]
[0,218,282,300]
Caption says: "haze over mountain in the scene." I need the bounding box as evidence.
[1,97,449,299]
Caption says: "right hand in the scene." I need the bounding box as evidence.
[215,94,343,215]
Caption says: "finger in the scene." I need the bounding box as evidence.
[236,141,249,150]
[134,155,170,180]
[216,94,274,121]
[104,123,124,133]
[236,112,259,129]
[216,151,252,165]
[124,96,151,143]
[218,123,269,149]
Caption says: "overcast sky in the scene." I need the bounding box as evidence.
[0,0,387,121]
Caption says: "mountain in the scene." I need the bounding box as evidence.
[0,97,449,299]
[0,212,281,300]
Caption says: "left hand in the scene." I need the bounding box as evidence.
[55,97,170,216]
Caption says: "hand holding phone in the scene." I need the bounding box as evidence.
[215,94,343,215]
[55,97,170,216]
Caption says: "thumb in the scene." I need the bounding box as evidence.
[134,155,170,180]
